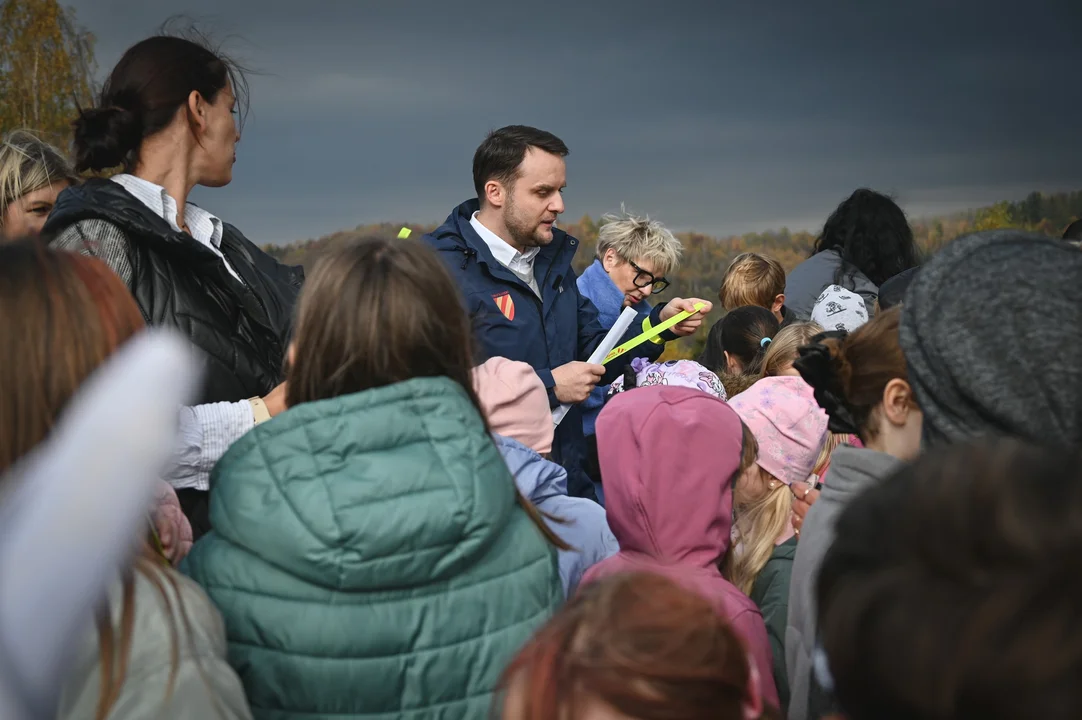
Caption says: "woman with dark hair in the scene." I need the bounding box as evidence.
[183,237,562,718]
[817,439,1082,720]
[0,242,251,719]
[44,32,303,537]
[785,189,920,320]
[501,572,776,720]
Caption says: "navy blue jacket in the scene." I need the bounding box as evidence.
[423,200,668,499]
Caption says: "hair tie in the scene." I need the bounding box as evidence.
[760,337,772,348]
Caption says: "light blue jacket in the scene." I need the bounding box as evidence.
[495,434,619,595]
[576,259,652,436]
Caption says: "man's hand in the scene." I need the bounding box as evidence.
[552,362,606,404]
[262,382,288,417]
[660,298,713,337]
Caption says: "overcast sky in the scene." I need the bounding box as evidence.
[66,0,1082,244]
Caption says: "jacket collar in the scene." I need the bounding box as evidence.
[822,445,902,502]
[431,199,579,303]
[44,178,220,260]
[579,259,650,328]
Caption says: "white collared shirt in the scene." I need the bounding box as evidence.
[470,211,541,297]
[110,173,250,491]
[110,173,242,283]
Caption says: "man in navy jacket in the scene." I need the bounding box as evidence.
[424,126,711,500]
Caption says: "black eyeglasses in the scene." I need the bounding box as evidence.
[629,259,670,293]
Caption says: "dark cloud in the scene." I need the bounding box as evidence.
[67,0,1082,242]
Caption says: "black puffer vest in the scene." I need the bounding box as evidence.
[44,179,303,404]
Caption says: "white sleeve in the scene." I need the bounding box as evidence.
[168,402,255,492]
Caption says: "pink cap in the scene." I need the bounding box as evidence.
[728,376,828,486]
[472,357,553,454]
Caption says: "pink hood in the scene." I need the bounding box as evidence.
[581,386,779,708]
[598,385,741,566]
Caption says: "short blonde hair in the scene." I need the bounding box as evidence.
[759,321,824,379]
[596,209,683,277]
[719,253,786,310]
[0,130,77,229]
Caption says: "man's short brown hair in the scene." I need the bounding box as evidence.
[718,252,786,310]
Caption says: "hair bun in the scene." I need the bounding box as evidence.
[794,341,859,434]
[73,104,142,172]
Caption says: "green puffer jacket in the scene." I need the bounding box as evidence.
[749,536,798,714]
[183,377,562,719]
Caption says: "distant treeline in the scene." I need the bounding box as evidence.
[262,190,1082,359]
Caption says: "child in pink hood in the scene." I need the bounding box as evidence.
[580,385,780,711]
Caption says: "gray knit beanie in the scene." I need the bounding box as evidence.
[899,230,1082,448]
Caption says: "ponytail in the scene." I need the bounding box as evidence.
[698,306,779,376]
[73,29,248,173]
[794,306,909,443]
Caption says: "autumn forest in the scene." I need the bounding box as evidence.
[262,190,1082,358]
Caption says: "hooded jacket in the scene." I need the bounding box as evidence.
[784,249,878,321]
[495,435,619,596]
[183,377,562,718]
[580,386,779,709]
[749,537,798,712]
[44,178,302,406]
[423,200,668,499]
[784,445,902,720]
[57,568,252,720]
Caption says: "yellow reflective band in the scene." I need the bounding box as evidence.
[604,303,705,365]
[397,227,412,239]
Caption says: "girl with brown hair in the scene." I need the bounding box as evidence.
[785,307,922,720]
[500,572,777,720]
[0,241,250,719]
[183,237,563,718]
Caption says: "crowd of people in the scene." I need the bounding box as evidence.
[2,27,1082,720]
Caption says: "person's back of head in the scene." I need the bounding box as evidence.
[1063,218,1082,242]
[698,306,779,378]
[597,386,743,565]
[719,252,787,319]
[899,229,1082,447]
[795,307,921,459]
[818,439,1082,720]
[0,241,144,473]
[605,358,726,401]
[814,188,919,287]
[0,130,78,239]
[759,321,823,379]
[810,285,869,334]
[287,237,480,408]
[73,28,247,181]
[473,357,553,455]
[0,241,216,718]
[500,572,771,720]
[288,237,567,550]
